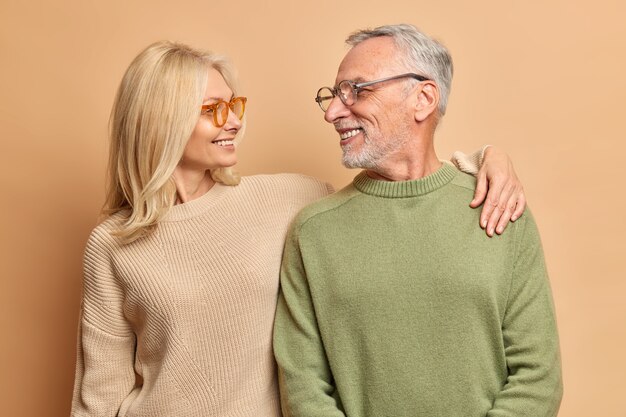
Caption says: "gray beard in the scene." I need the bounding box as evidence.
[341,132,408,170]
[341,143,380,169]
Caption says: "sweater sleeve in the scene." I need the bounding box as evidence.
[450,144,490,175]
[487,212,563,416]
[273,221,346,417]
[71,227,137,417]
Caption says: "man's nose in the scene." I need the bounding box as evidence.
[324,96,350,124]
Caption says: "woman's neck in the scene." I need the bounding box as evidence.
[172,168,216,204]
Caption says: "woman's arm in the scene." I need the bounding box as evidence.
[451,145,526,237]
[71,227,137,417]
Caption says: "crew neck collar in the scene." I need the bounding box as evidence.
[163,181,232,221]
[353,163,458,198]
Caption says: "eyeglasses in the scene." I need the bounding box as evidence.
[315,73,429,112]
[201,96,247,127]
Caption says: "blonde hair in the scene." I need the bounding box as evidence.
[103,41,244,243]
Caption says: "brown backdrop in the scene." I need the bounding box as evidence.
[1,1,624,416]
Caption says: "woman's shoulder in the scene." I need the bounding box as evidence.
[85,211,129,252]
[240,173,333,196]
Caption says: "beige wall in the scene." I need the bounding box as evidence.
[1,1,624,415]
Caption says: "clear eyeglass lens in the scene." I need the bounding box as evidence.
[317,87,334,111]
[231,98,244,119]
[215,101,229,126]
[338,81,356,106]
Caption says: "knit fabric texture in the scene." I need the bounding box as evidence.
[71,152,483,416]
[274,164,562,417]
[71,174,332,417]
[451,144,490,175]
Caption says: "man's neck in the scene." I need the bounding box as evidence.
[365,146,442,182]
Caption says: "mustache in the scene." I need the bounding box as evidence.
[334,123,363,130]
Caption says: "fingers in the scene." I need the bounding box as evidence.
[486,181,513,236]
[493,194,519,235]
[483,185,526,237]
[472,146,528,236]
[478,175,503,231]
[481,190,503,236]
[470,172,488,208]
[511,192,526,222]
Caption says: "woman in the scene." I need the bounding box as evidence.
[71,41,524,416]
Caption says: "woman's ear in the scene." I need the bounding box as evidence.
[414,81,440,122]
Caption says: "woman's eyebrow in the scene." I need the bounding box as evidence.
[202,94,234,103]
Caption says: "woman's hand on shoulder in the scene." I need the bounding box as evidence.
[470,146,526,237]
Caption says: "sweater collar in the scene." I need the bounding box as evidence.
[163,181,231,221]
[353,163,458,198]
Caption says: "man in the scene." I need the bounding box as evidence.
[273,24,562,417]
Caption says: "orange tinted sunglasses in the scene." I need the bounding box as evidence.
[201,96,247,127]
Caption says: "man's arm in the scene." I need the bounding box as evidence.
[487,212,563,416]
[273,222,346,417]
[452,145,526,237]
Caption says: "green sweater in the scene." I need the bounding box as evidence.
[273,164,562,417]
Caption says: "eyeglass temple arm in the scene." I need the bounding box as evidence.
[354,73,429,89]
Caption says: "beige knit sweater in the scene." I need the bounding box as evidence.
[71,152,482,417]
[71,174,332,417]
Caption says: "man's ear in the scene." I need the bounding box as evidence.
[414,81,439,122]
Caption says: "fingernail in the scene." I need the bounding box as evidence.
[511,215,517,221]
[489,227,495,235]
[481,220,487,228]
[497,226,503,234]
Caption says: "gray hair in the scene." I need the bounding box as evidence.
[346,24,453,115]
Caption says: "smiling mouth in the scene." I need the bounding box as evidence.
[213,139,234,147]
[339,128,362,140]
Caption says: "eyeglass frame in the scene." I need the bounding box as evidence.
[315,73,430,112]
[201,96,247,127]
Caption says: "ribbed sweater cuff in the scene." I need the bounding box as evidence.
[450,144,490,175]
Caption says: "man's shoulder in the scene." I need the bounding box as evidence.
[444,169,541,241]
[291,183,359,231]
[448,167,478,194]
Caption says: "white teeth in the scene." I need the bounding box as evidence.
[213,140,234,147]
[340,129,361,140]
